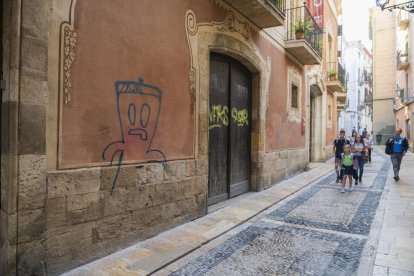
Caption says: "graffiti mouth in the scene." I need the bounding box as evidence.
[128,128,148,140]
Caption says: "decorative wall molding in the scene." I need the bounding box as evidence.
[217,12,251,41]
[62,25,77,105]
[59,0,78,107]
[186,11,198,117]
[185,9,271,119]
[210,0,286,54]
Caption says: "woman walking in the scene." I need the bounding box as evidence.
[352,135,366,185]
[350,130,357,145]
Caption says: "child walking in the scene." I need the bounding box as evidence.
[340,145,355,193]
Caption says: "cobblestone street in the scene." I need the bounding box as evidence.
[65,149,414,275]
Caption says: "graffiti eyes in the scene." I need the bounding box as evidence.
[140,103,151,128]
[128,103,136,126]
[127,103,151,128]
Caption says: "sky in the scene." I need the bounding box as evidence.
[341,0,375,50]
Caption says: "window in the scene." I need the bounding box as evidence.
[291,83,298,109]
[287,66,302,123]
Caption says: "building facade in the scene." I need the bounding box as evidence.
[372,6,397,144]
[394,8,414,150]
[307,0,345,161]
[1,0,342,274]
[372,3,413,148]
[340,40,373,137]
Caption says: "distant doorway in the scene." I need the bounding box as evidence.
[309,95,314,161]
[309,84,323,161]
[208,53,251,205]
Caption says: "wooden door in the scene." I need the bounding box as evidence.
[208,54,251,205]
[229,61,250,197]
[208,56,230,204]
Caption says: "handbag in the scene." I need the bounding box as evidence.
[363,151,369,163]
[385,139,393,155]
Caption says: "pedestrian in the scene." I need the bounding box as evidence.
[385,128,409,181]
[376,131,383,145]
[362,128,368,139]
[352,135,365,184]
[333,129,350,183]
[350,130,357,145]
[340,145,356,193]
[363,133,373,164]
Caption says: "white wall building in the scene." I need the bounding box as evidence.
[339,40,373,138]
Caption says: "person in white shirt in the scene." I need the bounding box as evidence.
[352,135,366,185]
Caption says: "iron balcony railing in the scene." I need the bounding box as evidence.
[401,95,414,104]
[268,0,286,16]
[286,5,323,58]
[338,62,346,87]
[326,61,346,87]
[364,72,373,86]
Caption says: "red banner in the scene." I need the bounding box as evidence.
[307,0,324,29]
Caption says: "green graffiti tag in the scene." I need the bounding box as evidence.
[209,105,229,129]
[209,105,249,129]
[232,107,248,127]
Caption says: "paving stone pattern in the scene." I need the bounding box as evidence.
[172,155,391,275]
[171,224,366,276]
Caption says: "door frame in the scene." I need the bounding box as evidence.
[185,10,272,196]
[208,53,252,204]
[309,83,324,161]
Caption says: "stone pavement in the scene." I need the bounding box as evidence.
[63,148,414,275]
[373,146,414,276]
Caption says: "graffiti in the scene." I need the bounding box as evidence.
[102,78,167,194]
[209,105,229,129]
[209,105,248,129]
[231,107,248,127]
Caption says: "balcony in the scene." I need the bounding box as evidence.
[401,95,414,105]
[223,0,286,28]
[397,51,409,70]
[336,92,347,104]
[285,6,322,65]
[326,61,346,92]
[397,9,410,30]
[364,72,373,86]
[337,102,346,111]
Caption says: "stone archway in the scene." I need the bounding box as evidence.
[307,70,326,162]
[185,10,271,192]
[310,84,324,161]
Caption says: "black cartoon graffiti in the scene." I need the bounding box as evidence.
[102,78,167,194]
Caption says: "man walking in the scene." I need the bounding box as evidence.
[362,128,368,139]
[333,130,350,183]
[385,128,409,181]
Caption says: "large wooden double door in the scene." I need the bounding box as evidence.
[208,54,251,205]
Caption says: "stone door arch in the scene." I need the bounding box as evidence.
[185,10,271,194]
